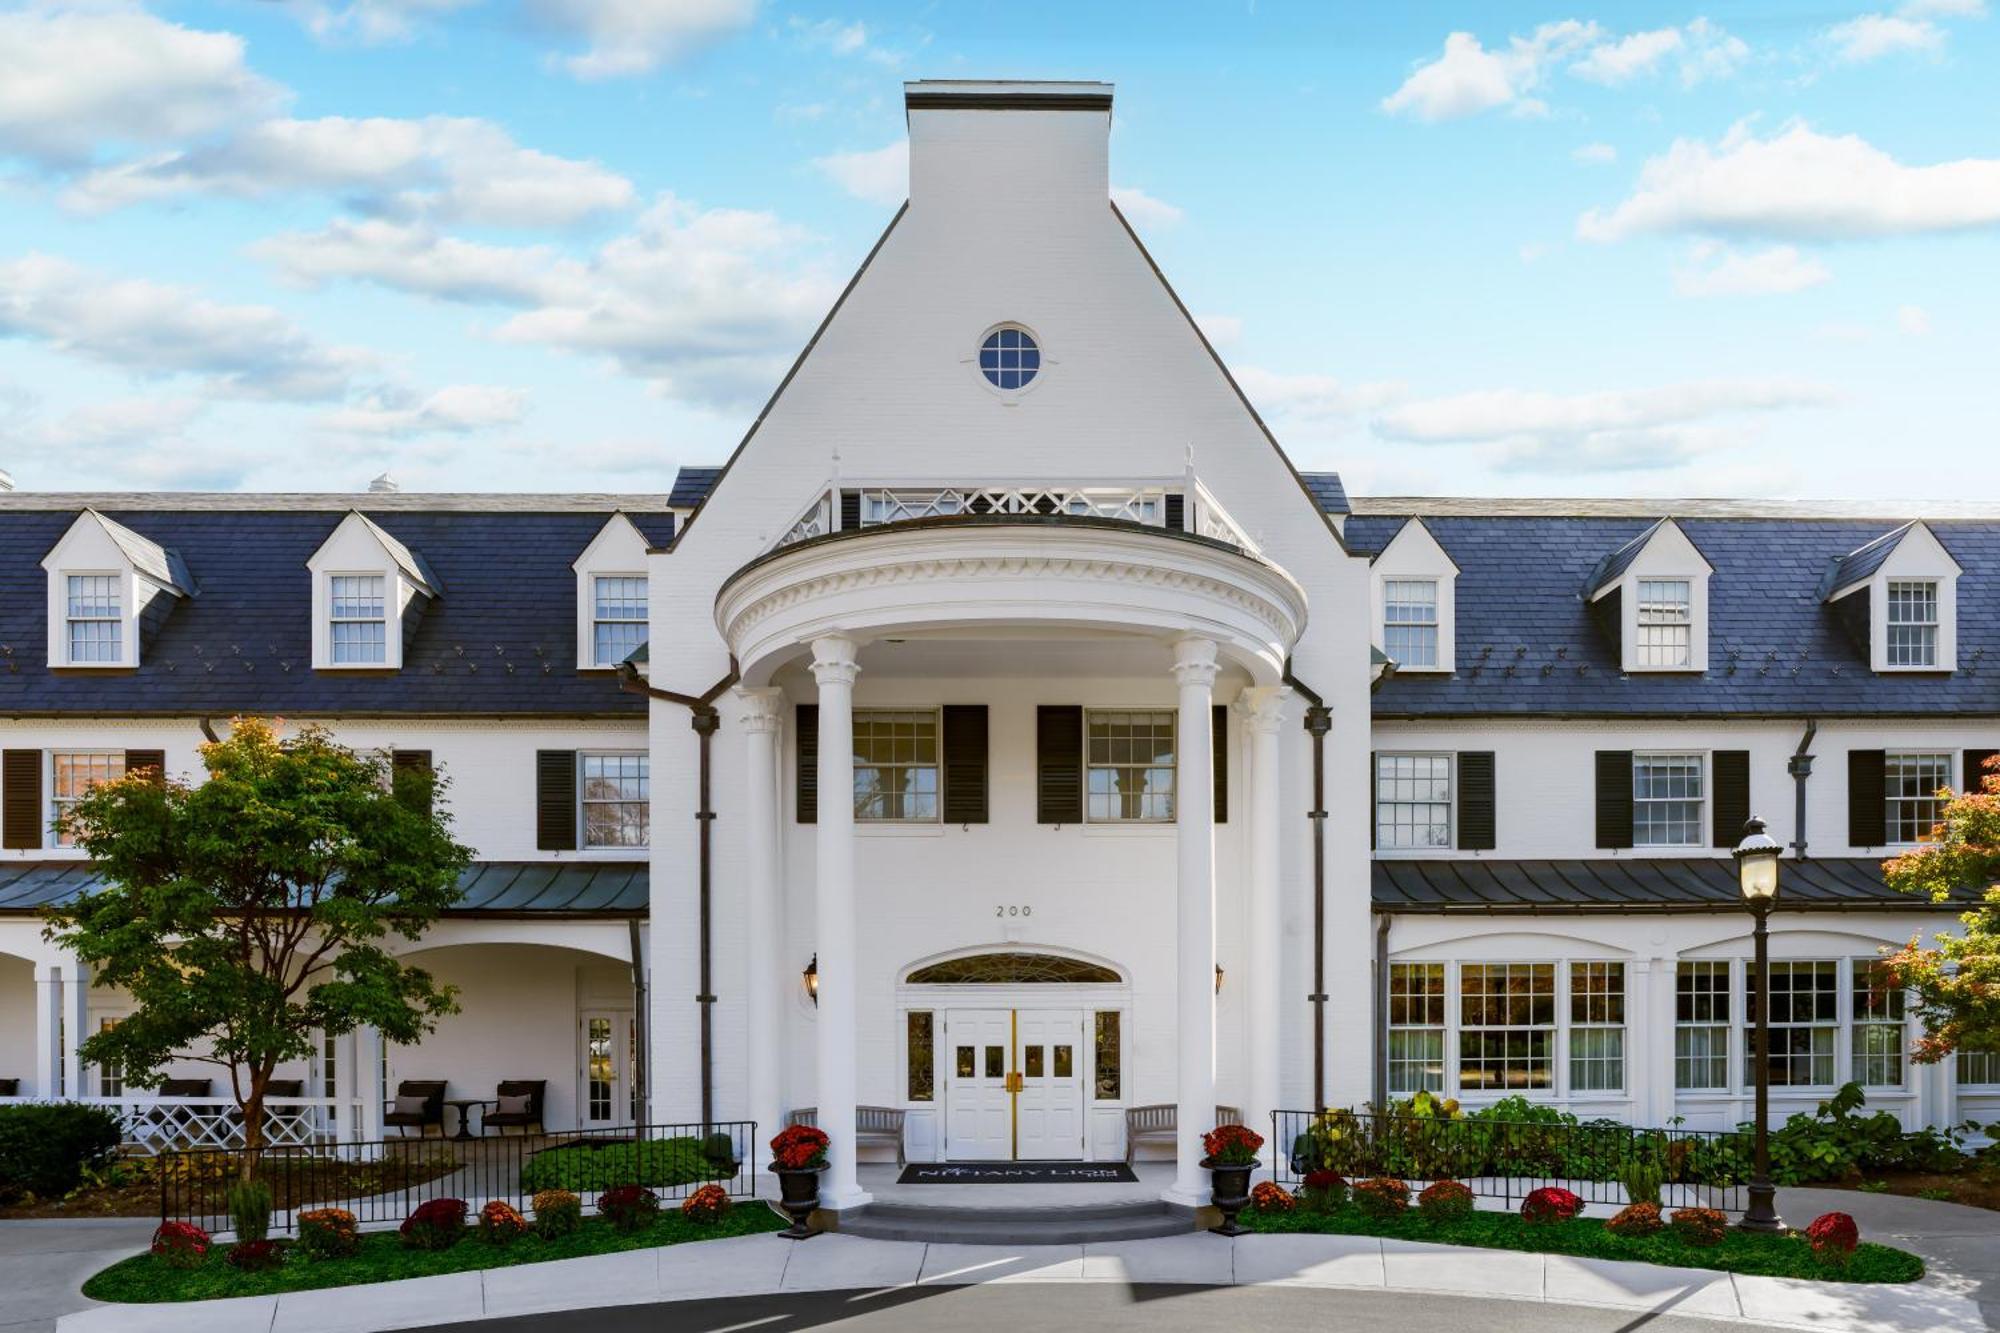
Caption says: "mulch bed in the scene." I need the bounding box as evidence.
[1833,1169,2000,1212]
[0,1154,463,1220]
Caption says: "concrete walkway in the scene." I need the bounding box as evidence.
[46,1225,1994,1333]
[0,1220,156,1333]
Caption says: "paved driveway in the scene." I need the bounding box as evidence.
[0,1220,154,1333]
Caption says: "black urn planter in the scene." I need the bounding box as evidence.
[1204,1158,1255,1236]
[773,1166,822,1239]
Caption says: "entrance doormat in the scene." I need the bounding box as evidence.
[895,1162,1140,1185]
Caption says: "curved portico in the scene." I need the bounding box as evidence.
[716,515,1306,1211]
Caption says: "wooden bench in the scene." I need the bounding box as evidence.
[786,1105,907,1168]
[1123,1104,1243,1164]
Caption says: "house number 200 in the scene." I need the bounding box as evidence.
[995,905,1032,917]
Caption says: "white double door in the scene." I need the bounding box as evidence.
[942,1008,1085,1161]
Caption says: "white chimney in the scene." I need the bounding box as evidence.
[904,81,1113,213]
[367,471,400,494]
[0,469,13,492]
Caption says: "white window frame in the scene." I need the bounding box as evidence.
[1381,578,1440,670]
[1386,962,1446,1095]
[1632,751,1705,849]
[852,707,941,824]
[1568,961,1626,1094]
[1374,752,1454,850]
[578,751,650,850]
[63,573,125,666]
[1083,708,1177,824]
[39,512,191,670]
[1594,519,1712,674]
[588,574,648,669]
[1885,750,1953,847]
[327,573,389,666]
[1747,959,1839,1090]
[306,512,433,672]
[1456,961,1557,1093]
[1959,1045,2000,1089]
[1674,959,1733,1092]
[1634,578,1693,669]
[1850,958,1908,1089]
[1370,519,1457,674]
[49,750,126,850]
[1852,522,1960,674]
[1884,580,1939,668]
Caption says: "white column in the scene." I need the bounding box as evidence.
[1168,635,1220,1206]
[737,686,787,1161]
[1239,685,1288,1171]
[61,963,89,1101]
[34,961,62,1098]
[809,634,870,1210]
[356,1026,385,1144]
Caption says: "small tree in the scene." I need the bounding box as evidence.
[44,719,472,1166]
[1882,753,2000,1062]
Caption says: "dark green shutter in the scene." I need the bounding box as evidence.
[392,750,434,815]
[1848,750,1886,847]
[1595,750,1633,850]
[1964,750,1998,797]
[941,705,988,824]
[2,750,41,850]
[1712,750,1750,848]
[1164,493,1186,532]
[1036,706,1083,824]
[796,705,819,825]
[536,749,576,850]
[122,749,166,785]
[1457,752,1495,851]
[839,491,861,532]
[1211,704,1228,824]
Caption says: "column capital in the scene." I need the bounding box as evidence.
[808,634,861,687]
[735,686,786,733]
[1168,634,1220,688]
[1235,684,1291,734]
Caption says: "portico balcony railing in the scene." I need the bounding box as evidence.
[0,1094,362,1153]
[774,476,1264,557]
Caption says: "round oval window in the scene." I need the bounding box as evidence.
[978,326,1040,390]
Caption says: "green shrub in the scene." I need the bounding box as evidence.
[699,1133,738,1173]
[227,1180,273,1242]
[0,1103,123,1202]
[1621,1157,1664,1207]
[519,1137,708,1193]
[532,1189,582,1238]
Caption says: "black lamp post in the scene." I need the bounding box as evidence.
[1733,815,1785,1234]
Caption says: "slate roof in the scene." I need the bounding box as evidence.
[1583,517,1668,598]
[0,501,676,716]
[1818,522,1915,601]
[1349,511,2000,717]
[668,468,722,512]
[1372,857,1983,914]
[0,860,648,915]
[1300,472,1350,517]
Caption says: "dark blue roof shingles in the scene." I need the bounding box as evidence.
[668,468,722,511]
[1352,513,2000,716]
[0,508,676,716]
[1301,472,1350,517]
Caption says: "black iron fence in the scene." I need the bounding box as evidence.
[160,1120,760,1234]
[1271,1110,1751,1213]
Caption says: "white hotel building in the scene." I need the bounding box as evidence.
[1,82,1994,1218]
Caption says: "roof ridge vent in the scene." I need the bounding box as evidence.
[368,471,401,494]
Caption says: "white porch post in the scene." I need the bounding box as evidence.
[61,962,89,1100]
[356,1026,385,1143]
[1239,685,1288,1168]
[809,634,870,1210]
[737,686,787,1157]
[35,960,62,1098]
[1168,634,1220,1206]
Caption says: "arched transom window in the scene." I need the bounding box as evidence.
[906,952,1120,985]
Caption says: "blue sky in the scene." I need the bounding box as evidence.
[1,0,1996,500]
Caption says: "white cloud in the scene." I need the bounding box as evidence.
[0,6,283,165]
[1672,242,1831,297]
[1237,368,1408,427]
[1373,378,1835,474]
[1572,142,1618,164]
[320,384,528,435]
[1578,121,2000,241]
[1194,314,1243,346]
[289,0,477,44]
[0,254,368,400]
[1570,27,1683,84]
[787,15,902,64]
[811,140,907,206]
[256,218,568,304]
[1111,186,1184,230]
[1900,0,1986,16]
[1381,22,1600,122]
[2,395,257,488]
[528,0,758,79]
[66,116,635,226]
[1825,13,1944,60]
[1897,303,1933,334]
[1674,17,1750,86]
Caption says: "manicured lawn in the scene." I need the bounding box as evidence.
[1243,1204,1924,1284]
[82,1204,789,1302]
[517,1136,729,1193]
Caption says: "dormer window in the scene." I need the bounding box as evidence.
[65,576,123,663]
[1584,518,1711,675]
[1383,579,1439,669]
[591,576,647,667]
[329,576,388,665]
[1885,580,1939,667]
[1371,519,1458,674]
[306,512,439,672]
[572,513,654,671]
[1819,521,1960,674]
[1636,579,1692,668]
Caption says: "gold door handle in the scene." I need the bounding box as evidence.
[1004,1071,1024,1094]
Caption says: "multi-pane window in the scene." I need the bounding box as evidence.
[1382,579,1439,669]
[1636,579,1693,668]
[580,753,649,848]
[1569,962,1625,1093]
[1458,963,1555,1091]
[1852,961,1907,1087]
[1094,1011,1121,1100]
[1675,961,1731,1090]
[96,1017,124,1098]
[853,711,939,822]
[1086,710,1176,822]
[1886,752,1952,845]
[329,575,388,664]
[1960,1046,2000,1087]
[52,752,124,848]
[1885,580,1939,667]
[1387,962,1446,1094]
[1747,960,1837,1087]
[1633,753,1703,847]
[907,1012,934,1102]
[1375,754,1452,849]
[591,576,647,667]
[65,575,122,663]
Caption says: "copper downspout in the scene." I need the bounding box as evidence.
[1789,719,1818,861]
[617,661,739,1130]
[1284,668,1331,1111]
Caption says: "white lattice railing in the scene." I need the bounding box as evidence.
[0,1096,359,1154]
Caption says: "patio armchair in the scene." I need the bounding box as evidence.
[479,1080,547,1136]
[0,1079,17,1096]
[1123,1104,1243,1164]
[382,1080,448,1138]
[786,1105,907,1168]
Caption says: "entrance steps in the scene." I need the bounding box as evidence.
[834,1199,1196,1245]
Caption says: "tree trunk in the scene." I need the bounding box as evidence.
[238,1065,269,1182]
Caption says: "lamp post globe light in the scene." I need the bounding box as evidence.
[1733,815,1785,1234]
